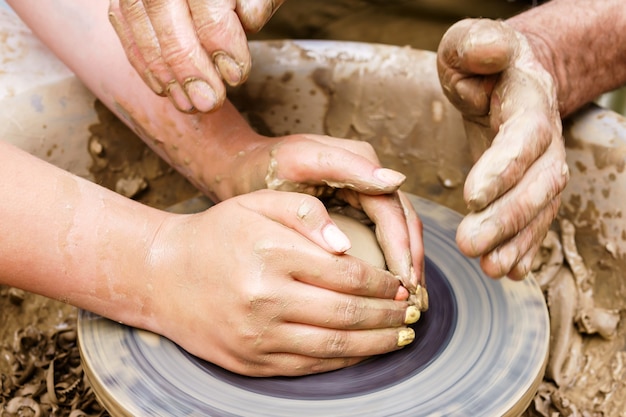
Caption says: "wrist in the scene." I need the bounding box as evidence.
[505,20,563,115]
[507,0,626,118]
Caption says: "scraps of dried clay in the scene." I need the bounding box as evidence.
[115,176,148,199]
[560,218,621,339]
[1,323,106,416]
[533,231,583,388]
[544,266,584,388]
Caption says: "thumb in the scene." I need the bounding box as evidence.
[235,0,286,33]
[437,18,517,116]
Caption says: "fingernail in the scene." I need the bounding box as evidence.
[393,276,411,305]
[409,265,418,292]
[374,168,406,187]
[467,23,501,49]
[323,223,351,253]
[467,190,489,212]
[214,52,243,86]
[397,328,415,347]
[491,244,520,275]
[408,285,429,311]
[184,78,217,113]
[145,70,164,96]
[415,284,429,311]
[404,306,421,324]
[394,285,409,301]
[166,80,194,113]
[471,220,501,254]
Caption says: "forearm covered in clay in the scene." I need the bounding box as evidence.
[7,0,263,202]
[0,141,165,329]
[508,0,626,117]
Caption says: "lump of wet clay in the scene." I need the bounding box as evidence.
[329,212,385,269]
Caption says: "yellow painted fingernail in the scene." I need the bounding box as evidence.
[404,306,421,324]
[397,328,415,347]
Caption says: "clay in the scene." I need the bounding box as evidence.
[87,100,200,209]
[560,218,620,340]
[527,218,626,416]
[543,266,583,388]
[328,212,386,269]
[3,3,626,415]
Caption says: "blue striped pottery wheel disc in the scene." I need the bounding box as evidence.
[77,194,549,416]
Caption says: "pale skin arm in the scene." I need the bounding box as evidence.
[0,140,420,376]
[8,0,424,296]
[437,0,626,279]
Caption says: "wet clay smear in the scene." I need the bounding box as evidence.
[523,218,626,417]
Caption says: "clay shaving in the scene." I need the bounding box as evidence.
[0,304,107,417]
[523,218,626,417]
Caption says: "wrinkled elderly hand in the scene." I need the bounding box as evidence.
[437,19,569,280]
[227,133,426,306]
[108,0,284,113]
[151,190,417,376]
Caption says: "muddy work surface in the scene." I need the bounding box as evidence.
[3,2,626,416]
[2,101,626,416]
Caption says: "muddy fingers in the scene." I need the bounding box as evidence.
[235,0,287,33]
[109,0,262,113]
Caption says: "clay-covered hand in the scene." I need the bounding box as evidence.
[148,190,417,376]
[437,18,569,279]
[229,133,426,306]
[108,0,285,113]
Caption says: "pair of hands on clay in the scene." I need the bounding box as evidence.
[112,0,568,280]
[7,0,423,377]
[151,189,420,376]
[179,133,426,376]
[107,3,425,299]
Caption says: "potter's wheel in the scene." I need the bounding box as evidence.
[77,194,549,416]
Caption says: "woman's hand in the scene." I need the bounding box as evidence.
[147,190,417,376]
[225,133,426,304]
[108,0,285,113]
[437,18,569,280]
